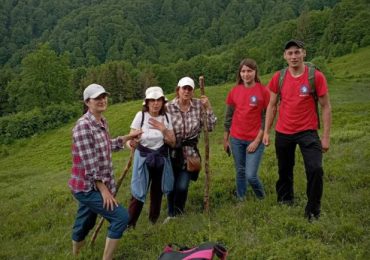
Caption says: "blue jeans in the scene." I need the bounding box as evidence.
[72,191,129,241]
[230,137,265,199]
[167,170,192,216]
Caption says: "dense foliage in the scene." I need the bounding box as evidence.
[0,0,339,67]
[0,0,369,119]
[0,103,80,144]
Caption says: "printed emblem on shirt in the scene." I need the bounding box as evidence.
[299,85,310,97]
[249,95,258,106]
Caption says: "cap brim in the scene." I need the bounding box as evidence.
[142,96,168,105]
[89,91,110,99]
[179,85,195,89]
[284,40,304,50]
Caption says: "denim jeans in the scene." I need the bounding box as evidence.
[230,136,265,199]
[72,191,129,241]
[275,130,323,216]
[167,169,192,216]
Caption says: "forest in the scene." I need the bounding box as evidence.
[0,0,369,141]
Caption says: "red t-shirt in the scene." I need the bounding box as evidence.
[226,82,270,141]
[268,66,328,134]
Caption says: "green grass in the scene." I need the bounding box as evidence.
[1,48,370,259]
[328,46,370,80]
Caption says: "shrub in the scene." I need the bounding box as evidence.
[0,103,79,144]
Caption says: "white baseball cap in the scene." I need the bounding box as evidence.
[143,86,168,105]
[83,83,110,101]
[177,77,195,89]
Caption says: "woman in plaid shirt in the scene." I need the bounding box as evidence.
[165,77,217,220]
[68,84,141,259]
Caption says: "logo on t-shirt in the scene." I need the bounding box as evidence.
[249,95,258,106]
[299,85,310,97]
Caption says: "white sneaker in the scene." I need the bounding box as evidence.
[162,216,176,224]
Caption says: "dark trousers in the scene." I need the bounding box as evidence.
[167,169,192,217]
[128,165,164,227]
[275,130,324,215]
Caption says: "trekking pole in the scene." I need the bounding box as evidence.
[89,149,134,246]
[199,76,210,214]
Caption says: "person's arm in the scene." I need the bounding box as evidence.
[200,96,217,132]
[262,90,278,146]
[111,130,142,151]
[247,129,263,153]
[126,129,143,150]
[73,122,101,185]
[318,93,332,152]
[223,105,234,153]
[163,128,176,148]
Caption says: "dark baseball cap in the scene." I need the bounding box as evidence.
[284,39,305,50]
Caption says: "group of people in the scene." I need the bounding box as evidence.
[68,39,331,259]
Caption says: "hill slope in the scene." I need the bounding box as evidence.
[0,48,369,259]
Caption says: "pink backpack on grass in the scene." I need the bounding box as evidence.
[158,242,228,260]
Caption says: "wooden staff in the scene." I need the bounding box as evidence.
[89,150,134,246]
[199,76,210,214]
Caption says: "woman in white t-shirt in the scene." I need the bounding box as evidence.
[127,86,176,227]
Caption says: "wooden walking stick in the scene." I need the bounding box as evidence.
[89,150,134,246]
[199,76,211,214]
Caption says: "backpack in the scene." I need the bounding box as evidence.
[277,62,320,128]
[140,111,169,128]
[158,242,228,260]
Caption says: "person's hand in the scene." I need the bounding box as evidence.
[321,136,330,153]
[128,129,143,139]
[100,189,118,211]
[262,132,270,146]
[148,118,166,133]
[95,181,118,211]
[200,95,211,110]
[247,140,259,153]
[126,139,139,150]
[223,139,231,156]
[119,130,142,148]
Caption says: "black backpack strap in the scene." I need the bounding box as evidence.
[278,68,287,101]
[140,111,145,128]
[307,65,320,129]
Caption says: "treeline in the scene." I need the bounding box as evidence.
[0,0,369,143]
[1,0,339,67]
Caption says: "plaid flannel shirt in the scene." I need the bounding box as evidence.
[68,111,123,194]
[166,98,217,158]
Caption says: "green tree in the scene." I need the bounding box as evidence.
[80,61,135,104]
[136,69,159,98]
[0,66,14,116]
[6,44,73,112]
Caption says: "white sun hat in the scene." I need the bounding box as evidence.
[177,76,195,89]
[83,83,110,101]
[143,86,168,105]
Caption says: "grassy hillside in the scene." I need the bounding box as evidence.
[0,48,369,259]
[329,47,370,80]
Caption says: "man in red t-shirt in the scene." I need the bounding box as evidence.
[263,39,332,221]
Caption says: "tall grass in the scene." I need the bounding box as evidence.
[0,48,369,259]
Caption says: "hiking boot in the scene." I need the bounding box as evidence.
[278,200,294,206]
[305,212,320,222]
[162,216,176,224]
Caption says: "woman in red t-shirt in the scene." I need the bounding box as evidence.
[223,58,270,200]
